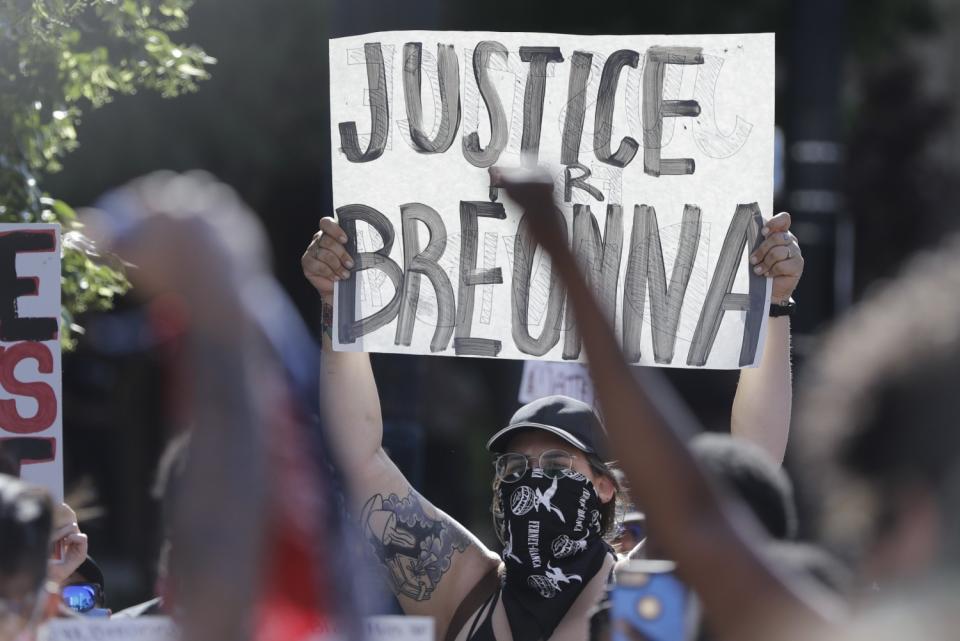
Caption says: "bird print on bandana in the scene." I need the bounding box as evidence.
[502,520,522,564]
[534,477,565,521]
[511,476,565,522]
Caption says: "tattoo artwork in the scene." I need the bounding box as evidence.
[320,300,334,340]
[360,490,471,601]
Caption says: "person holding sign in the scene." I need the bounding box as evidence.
[301,202,803,640]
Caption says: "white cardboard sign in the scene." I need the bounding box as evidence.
[0,224,62,500]
[308,615,435,641]
[38,616,178,641]
[519,361,595,406]
[330,31,773,368]
[364,615,434,641]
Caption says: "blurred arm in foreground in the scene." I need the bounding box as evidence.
[101,171,356,641]
[117,212,268,641]
[493,167,839,641]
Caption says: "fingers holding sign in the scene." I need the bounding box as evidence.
[749,212,804,304]
[301,217,353,299]
[46,503,88,586]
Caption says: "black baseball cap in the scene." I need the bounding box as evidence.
[486,395,609,459]
[75,556,105,589]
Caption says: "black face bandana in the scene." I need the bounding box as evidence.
[497,467,611,640]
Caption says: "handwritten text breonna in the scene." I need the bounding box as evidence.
[329,32,775,368]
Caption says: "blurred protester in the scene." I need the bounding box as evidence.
[631,433,797,559]
[794,233,960,638]
[690,433,797,541]
[494,166,960,641]
[300,187,803,640]
[0,475,55,641]
[618,433,798,558]
[93,172,359,641]
[602,433,811,638]
[493,167,833,641]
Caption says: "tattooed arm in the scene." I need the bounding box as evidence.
[360,488,472,602]
[326,363,500,635]
[303,220,500,637]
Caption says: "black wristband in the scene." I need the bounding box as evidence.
[769,297,796,318]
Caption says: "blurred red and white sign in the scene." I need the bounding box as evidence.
[0,224,62,500]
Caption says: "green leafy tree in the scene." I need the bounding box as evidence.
[0,0,213,348]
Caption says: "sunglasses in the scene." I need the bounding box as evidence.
[61,583,103,614]
[493,449,578,483]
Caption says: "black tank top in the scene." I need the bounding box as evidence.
[465,588,501,641]
[460,553,617,641]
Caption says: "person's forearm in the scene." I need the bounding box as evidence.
[552,255,721,540]
[551,243,832,641]
[178,288,267,641]
[319,298,385,471]
[731,316,792,463]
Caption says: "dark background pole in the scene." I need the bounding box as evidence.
[785,0,850,341]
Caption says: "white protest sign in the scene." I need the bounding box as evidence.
[330,31,773,369]
[0,224,62,500]
[364,616,434,641]
[519,361,594,406]
[38,616,178,641]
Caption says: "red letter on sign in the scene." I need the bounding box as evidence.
[0,343,56,433]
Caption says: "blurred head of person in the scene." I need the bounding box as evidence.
[798,234,960,593]
[0,475,53,641]
[691,433,798,540]
[641,433,797,560]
